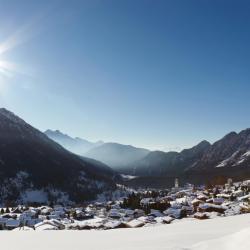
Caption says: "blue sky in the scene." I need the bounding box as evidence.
[0,0,250,150]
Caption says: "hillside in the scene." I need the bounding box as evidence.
[191,129,250,170]
[0,108,117,204]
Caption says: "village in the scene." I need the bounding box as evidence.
[0,178,250,231]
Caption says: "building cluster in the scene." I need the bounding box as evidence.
[0,179,250,230]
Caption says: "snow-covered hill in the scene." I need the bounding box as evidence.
[1,214,250,250]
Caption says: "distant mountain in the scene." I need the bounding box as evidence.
[123,140,211,176]
[45,129,103,155]
[126,129,250,188]
[46,124,250,189]
[0,108,117,204]
[84,143,150,169]
[191,129,250,171]
[45,130,150,170]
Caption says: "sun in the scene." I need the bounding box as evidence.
[0,54,16,92]
[0,15,40,81]
[0,60,10,76]
[0,32,22,81]
[0,29,23,79]
[0,59,15,78]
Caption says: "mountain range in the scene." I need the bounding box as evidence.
[45,130,150,169]
[0,108,117,205]
[122,140,211,176]
[126,129,250,188]
[1,106,250,200]
[84,143,150,169]
[46,127,250,188]
[44,129,103,155]
[138,129,250,176]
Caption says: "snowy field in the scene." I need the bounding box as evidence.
[1,213,250,250]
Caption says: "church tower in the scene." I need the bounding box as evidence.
[175,178,179,188]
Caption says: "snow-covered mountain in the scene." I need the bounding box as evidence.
[125,129,250,188]
[191,129,250,170]
[0,108,117,204]
[127,129,250,175]
[45,124,250,188]
[45,129,103,155]
[122,140,211,176]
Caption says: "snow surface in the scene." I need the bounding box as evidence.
[242,150,250,157]
[121,174,137,180]
[215,152,239,168]
[216,150,250,167]
[1,213,250,249]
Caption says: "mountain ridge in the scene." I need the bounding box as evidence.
[45,124,250,188]
[44,129,103,155]
[84,142,150,169]
[122,139,211,176]
[126,128,250,188]
[0,108,117,204]
[46,129,151,169]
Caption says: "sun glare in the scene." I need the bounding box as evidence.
[0,60,15,79]
[0,51,16,92]
[0,37,18,79]
[0,13,43,82]
[0,59,15,73]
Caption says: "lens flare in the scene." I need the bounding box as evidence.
[0,60,15,78]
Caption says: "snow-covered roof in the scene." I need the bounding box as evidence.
[6,219,20,228]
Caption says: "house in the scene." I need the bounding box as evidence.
[155,216,174,224]
[191,198,203,207]
[194,212,209,220]
[5,219,20,230]
[26,218,42,227]
[40,206,53,215]
[0,217,8,229]
[34,219,65,230]
[149,209,163,217]
[108,209,121,219]
[163,207,183,219]
[198,203,226,213]
[134,209,145,218]
[104,220,125,229]
[125,219,145,228]
[35,223,58,230]
[213,198,224,205]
